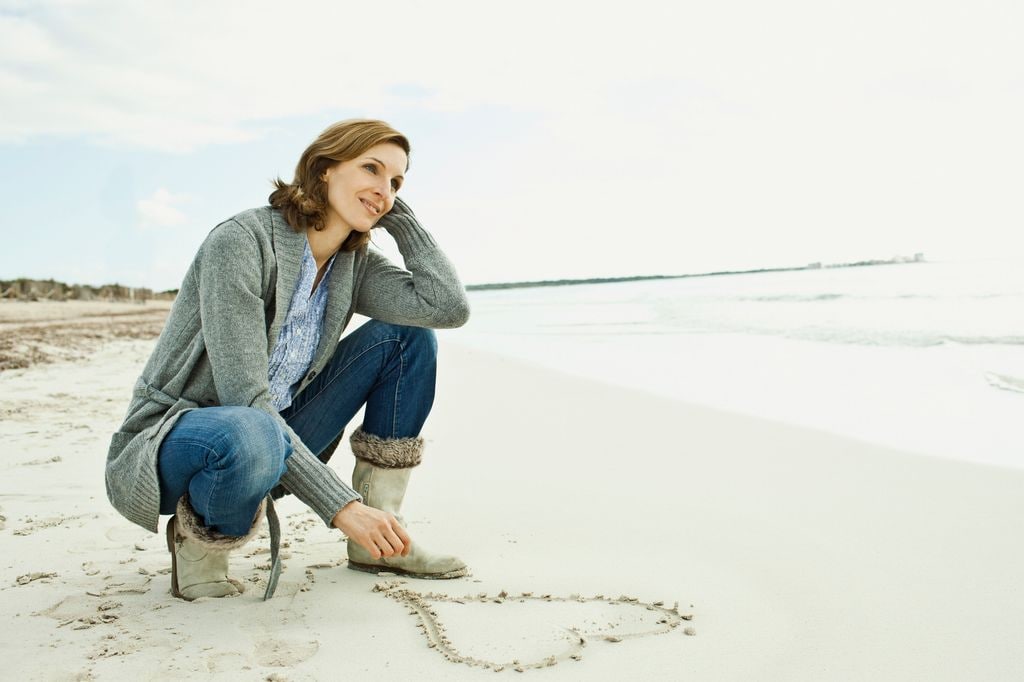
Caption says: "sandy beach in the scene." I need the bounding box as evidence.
[1,303,1023,680]
[0,300,172,371]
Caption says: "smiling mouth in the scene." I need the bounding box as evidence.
[360,198,381,215]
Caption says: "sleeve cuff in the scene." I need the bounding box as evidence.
[381,214,439,252]
[276,442,363,527]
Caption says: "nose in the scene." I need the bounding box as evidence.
[372,182,392,209]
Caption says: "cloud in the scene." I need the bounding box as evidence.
[3,1,1022,159]
[136,188,188,230]
[0,1,799,150]
[3,0,1023,285]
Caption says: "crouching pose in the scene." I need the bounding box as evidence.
[104,119,470,600]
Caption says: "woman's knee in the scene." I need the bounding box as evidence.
[388,323,437,360]
[406,325,438,357]
[365,321,437,364]
[208,407,292,488]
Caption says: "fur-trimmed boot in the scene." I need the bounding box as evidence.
[347,427,468,579]
[165,494,265,600]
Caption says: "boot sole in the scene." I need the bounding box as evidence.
[347,560,468,580]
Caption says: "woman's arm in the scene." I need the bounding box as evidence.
[194,220,362,526]
[356,197,471,328]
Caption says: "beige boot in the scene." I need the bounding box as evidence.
[165,494,264,600]
[347,427,468,579]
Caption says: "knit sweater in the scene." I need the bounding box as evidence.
[104,198,470,533]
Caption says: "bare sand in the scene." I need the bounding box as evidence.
[1,305,1023,680]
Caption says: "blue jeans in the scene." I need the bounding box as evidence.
[157,320,437,536]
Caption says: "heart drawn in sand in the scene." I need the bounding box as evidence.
[373,580,696,673]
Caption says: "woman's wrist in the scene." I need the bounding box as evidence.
[331,499,361,529]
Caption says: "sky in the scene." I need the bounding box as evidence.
[1,0,1022,290]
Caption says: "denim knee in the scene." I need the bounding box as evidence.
[382,324,437,362]
[365,321,437,363]
[207,407,292,496]
[404,325,437,359]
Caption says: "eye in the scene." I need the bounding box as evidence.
[365,162,401,192]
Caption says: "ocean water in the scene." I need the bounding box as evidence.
[440,259,1024,469]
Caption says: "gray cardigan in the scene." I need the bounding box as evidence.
[105,199,470,533]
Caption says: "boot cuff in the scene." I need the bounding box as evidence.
[175,494,265,552]
[350,427,424,469]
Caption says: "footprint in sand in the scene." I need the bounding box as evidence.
[104,523,150,545]
[14,513,98,536]
[57,523,150,556]
[19,455,63,466]
[35,595,124,630]
[253,638,320,667]
[205,651,249,674]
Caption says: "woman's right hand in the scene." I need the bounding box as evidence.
[331,500,412,559]
[389,195,415,218]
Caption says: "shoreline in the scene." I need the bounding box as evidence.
[3,256,929,298]
[465,256,927,292]
[2,330,1022,679]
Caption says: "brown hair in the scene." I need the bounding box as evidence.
[269,118,411,252]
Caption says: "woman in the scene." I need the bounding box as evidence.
[104,119,471,601]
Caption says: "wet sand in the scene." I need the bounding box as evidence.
[0,300,171,371]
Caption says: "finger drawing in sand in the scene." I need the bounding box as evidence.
[371,580,696,672]
[103,119,472,601]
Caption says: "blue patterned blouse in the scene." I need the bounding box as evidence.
[267,240,336,411]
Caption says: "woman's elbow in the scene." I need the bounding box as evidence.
[438,298,471,329]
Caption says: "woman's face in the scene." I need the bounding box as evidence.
[322,142,407,234]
